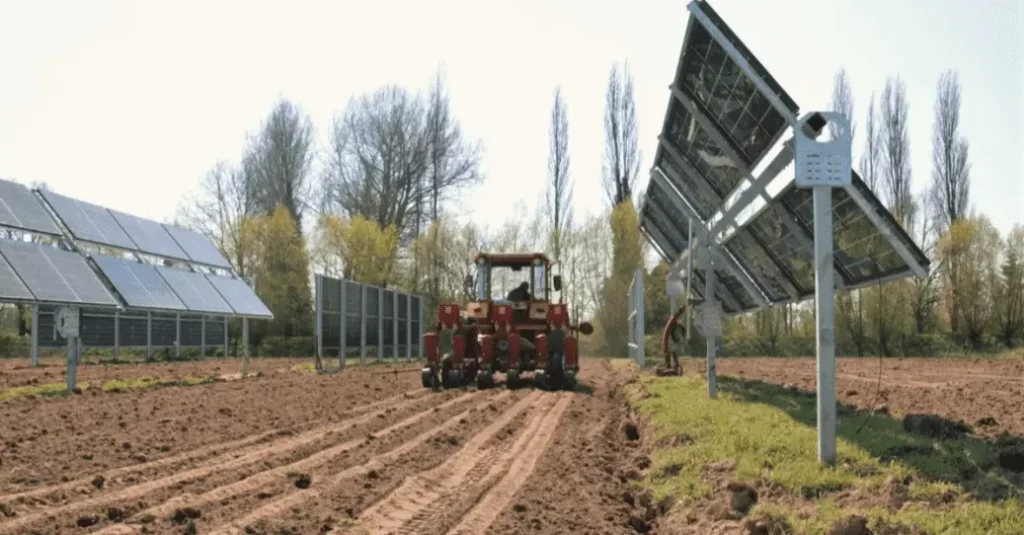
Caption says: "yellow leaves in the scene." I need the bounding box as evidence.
[240,205,312,336]
[319,214,398,287]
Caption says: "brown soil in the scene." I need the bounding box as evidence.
[682,356,1024,437]
[0,356,315,389]
[0,358,649,534]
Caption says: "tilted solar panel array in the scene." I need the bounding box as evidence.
[0,179,272,319]
[640,0,931,316]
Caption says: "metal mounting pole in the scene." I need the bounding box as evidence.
[685,219,694,352]
[814,186,837,464]
[314,275,323,371]
[339,281,347,369]
[30,305,39,367]
[241,317,250,378]
[704,247,717,399]
[359,285,367,364]
[113,310,120,361]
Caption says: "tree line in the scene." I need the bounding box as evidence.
[179,64,649,356]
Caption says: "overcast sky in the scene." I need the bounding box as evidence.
[1,0,1020,241]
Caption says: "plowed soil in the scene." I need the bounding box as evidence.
[683,356,1024,436]
[0,358,649,534]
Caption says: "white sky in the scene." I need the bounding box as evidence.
[1,0,1021,242]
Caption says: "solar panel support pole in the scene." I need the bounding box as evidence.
[393,291,399,364]
[113,310,120,362]
[377,288,384,363]
[314,274,323,372]
[30,305,39,367]
[175,313,181,360]
[406,295,412,362]
[418,296,424,360]
[359,284,367,364]
[200,316,206,359]
[813,186,837,464]
[339,280,347,369]
[704,248,717,399]
[685,222,694,351]
[146,312,153,361]
[241,317,250,379]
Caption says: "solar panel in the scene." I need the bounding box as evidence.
[0,252,34,301]
[0,241,119,306]
[162,225,232,269]
[0,179,63,235]
[39,190,136,250]
[156,266,234,314]
[92,254,186,311]
[108,210,188,260]
[206,275,273,318]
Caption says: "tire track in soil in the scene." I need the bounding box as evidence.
[445,394,573,535]
[353,391,560,535]
[0,388,456,533]
[0,388,426,508]
[208,389,537,535]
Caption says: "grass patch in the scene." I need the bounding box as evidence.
[627,374,1024,534]
[0,381,83,401]
[0,375,218,402]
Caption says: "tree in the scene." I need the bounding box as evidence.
[602,61,641,206]
[995,225,1024,346]
[319,215,400,287]
[880,76,913,225]
[242,205,313,338]
[245,98,316,230]
[598,202,645,355]
[939,216,1001,347]
[930,69,971,231]
[829,68,856,143]
[859,93,882,193]
[178,161,257,276]
[546,85,572,263]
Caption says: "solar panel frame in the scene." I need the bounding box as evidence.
[92,254,187,311]
[0,179,63,236]
[162,225,232,269]
[658,96,748,201]
[206,275,273,318]
[0,240,119,306]
[108,210,189,260]
[39,190,137,250]
[155,266,234,314]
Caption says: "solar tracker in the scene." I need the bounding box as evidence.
[162,224,232,269]
[108,210,188,260]
[155,266,234,314]
[39,190,137,250]
[0,252,34,301]
[206,275,273,318]
[92,254,187,311]
[641,1,930,316]
[0,241,119,306]
[0,179,63,235]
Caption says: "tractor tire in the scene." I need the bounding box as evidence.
[421,368,439,389]
[562,371,578,391]
[506,370,521,390]
[533,369,548,390]
[476,372,494,390]
[442,369,462,389]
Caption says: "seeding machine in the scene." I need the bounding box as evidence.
[421,252,593,391]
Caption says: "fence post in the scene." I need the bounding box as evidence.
[377,287,384,363]
[359,284,367,364]
[314,274,323,371]
[339,280,347,369]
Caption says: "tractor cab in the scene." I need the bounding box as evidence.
[462,252,562,327]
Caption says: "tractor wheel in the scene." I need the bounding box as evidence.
[562,371,578,391]
[476,371,494,390]
[442,369,462,389]
[533,370,548,390]
[421,368,439,389]
[506,370,521,390]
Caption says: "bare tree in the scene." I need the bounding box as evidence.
[178,161,258,276]
[245,97,316,230]
[602,61,641,207]
[547,85,572,262]
[859,94,882,192]
[829,68,857,143]
[880,76,913,225]
[930,69,971,232]
[425,68,483,225]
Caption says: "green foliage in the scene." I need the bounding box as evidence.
[628,373,1024,534]
[320,214,400,287]
[256,336,316,357]
[243,205,314,338]
[598,201,644,355]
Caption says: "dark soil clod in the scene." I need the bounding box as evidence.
[295,474,313,489]
[76,515,99,527]
[623,423,640,441]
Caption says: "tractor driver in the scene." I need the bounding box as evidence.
[506,281,531,301]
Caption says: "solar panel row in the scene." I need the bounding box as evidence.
[0,241,119,306]
[0,179,62,236]
[640,0,931,315]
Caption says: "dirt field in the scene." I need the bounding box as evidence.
[0,357,313,389]
[682,356,1024,437]
[0,358,650,534]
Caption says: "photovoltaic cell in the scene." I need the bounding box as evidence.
[0,241,118,306]
[658,98,746,200]
[206,275,273,318]
[108,210,188,260]
[39,190,136,250]
[0,252,33,301]
[92,254,186,311]
[156,266,233,314]
[0,179,62,235]
[162,225,231,269]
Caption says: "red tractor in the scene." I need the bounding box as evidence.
[421,252,593,391]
